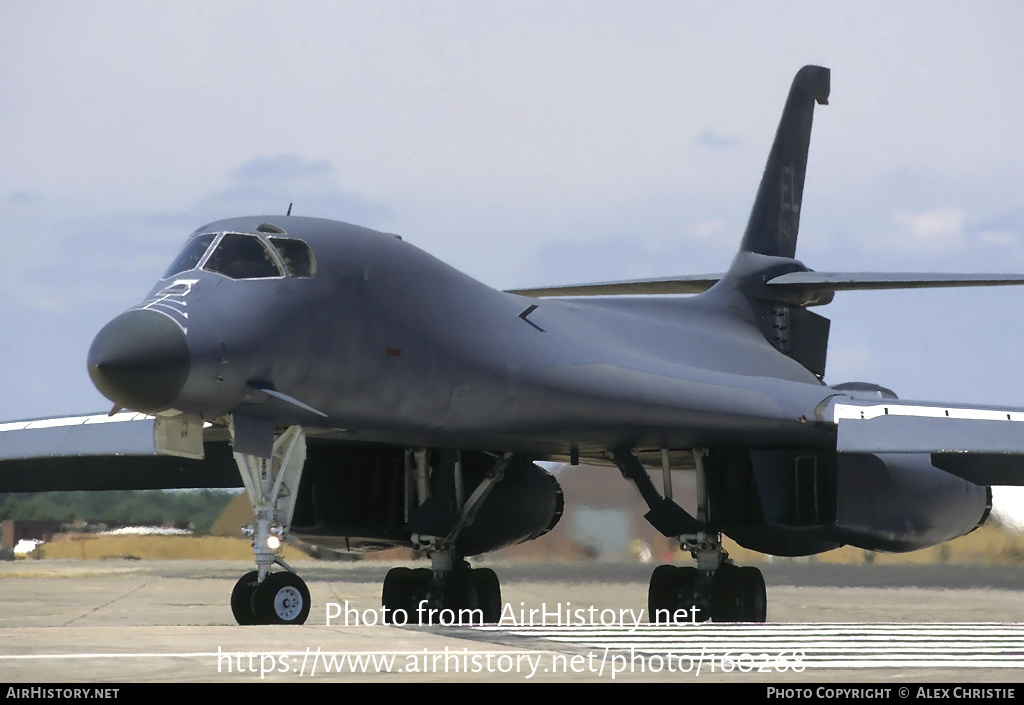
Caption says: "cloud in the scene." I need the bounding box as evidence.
[891,207,967,252]
[826,345,880,384]
[6,191,41,205]
[853,206,972,254]
[691,219,726,239]
[231,156,333,181]
[694,130,739,150]
[861,205,1024,260]
[0,155,390,313]
[196,154,390,225]
[977,230,1020,246]
[974,207,1024,247]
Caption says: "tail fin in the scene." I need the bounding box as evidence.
[726,66,831,381]
[738,65,830,258]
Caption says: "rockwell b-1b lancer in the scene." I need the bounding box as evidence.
[4,65,1024,625]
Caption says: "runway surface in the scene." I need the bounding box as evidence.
[1,559,1023,683]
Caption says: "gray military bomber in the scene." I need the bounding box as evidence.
[5,66,1024,625]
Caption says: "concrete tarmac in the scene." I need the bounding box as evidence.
[1,559,1023,683]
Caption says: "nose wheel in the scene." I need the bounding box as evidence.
[230,571,260,625]
[253,572,311,624]
[231,570,311,625]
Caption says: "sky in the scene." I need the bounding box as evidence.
[3,2,1024,520]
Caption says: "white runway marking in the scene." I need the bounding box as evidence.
[2,625,1022,673]
[472,623,1024,669]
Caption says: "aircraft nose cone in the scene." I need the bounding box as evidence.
[87,310,190,412]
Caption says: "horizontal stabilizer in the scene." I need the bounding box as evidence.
[767,271,1024,306]
[507,274,723,298]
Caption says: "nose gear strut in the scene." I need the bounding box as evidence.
[230,421,311,625]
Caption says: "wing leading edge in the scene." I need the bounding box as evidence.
[511,271,1024,303]
[507,273,724,298]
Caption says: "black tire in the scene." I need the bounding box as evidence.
[648,564,680,624]
[738,566,767,622]
[252,572,311,625]
[676,567,708,622]
[382,567,414,625]
[409,568,433,624]
[710,563,742,622]
[230,571,260,626]
[442,568,474,620]
[472,568,502,624]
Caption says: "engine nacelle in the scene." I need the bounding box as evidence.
[290,446,562,556]
[451,455,564,556]
[707,448,990,556]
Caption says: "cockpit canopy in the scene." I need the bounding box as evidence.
[163,232,316,280]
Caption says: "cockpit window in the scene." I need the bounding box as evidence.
[163,233,216,279]
[203,233,284,280]
[269,238,317,278]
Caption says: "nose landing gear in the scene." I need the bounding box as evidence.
[230,421,311,625]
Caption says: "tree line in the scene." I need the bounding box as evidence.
[0,490,238,534]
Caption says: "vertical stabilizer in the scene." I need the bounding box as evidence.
[738,65,830,258]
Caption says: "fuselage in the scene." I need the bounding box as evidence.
[89,215,838,459]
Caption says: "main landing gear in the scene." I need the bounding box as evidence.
[648,533,766,624]
[380,451,514,625]
[611,447,768,623]
[381,558,502,625]
[230,421,311,625]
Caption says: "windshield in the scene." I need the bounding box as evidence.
[203,233,284,280]
[163,233,216,279]
[270,238,316,278]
